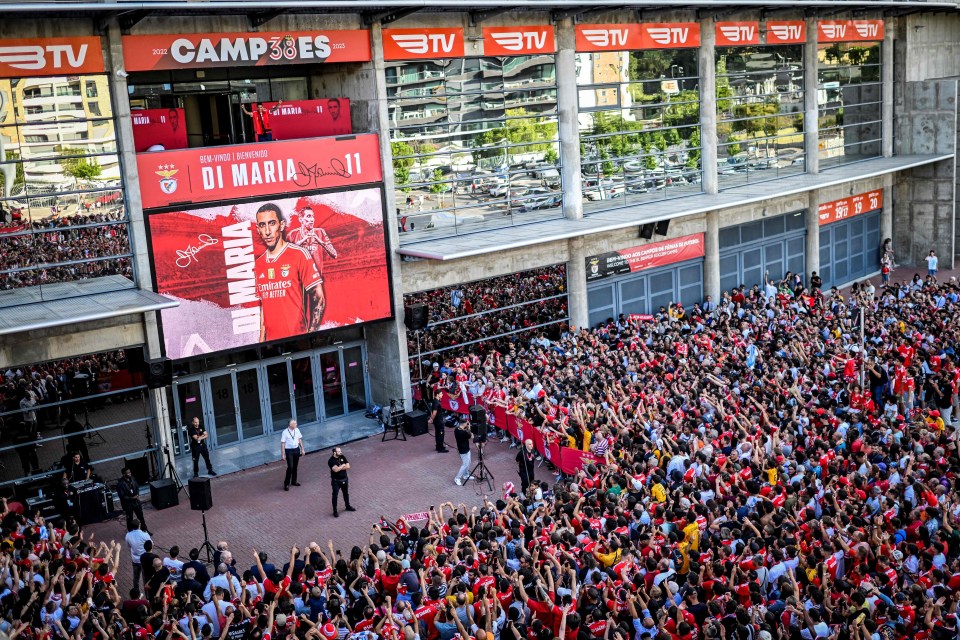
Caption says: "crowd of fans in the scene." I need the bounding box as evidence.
[0,208,131,291]
[3,271,960,640]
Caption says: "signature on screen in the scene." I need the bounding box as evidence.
[175,234,219,268]
[292,157,352,188]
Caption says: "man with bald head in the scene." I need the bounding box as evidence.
[516,438,537,494]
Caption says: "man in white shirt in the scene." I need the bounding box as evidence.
[124,519,152,587]
[280,419,305,491]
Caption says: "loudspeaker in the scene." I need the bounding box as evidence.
[146,358,172,389]
[654,219,670,236]
[639,223,655,239]
[75,486,106,525]
[404,304,429,331]
[124,455,151,485]
[188,477,213,511]
[403,410,429,437]
[469,404,487,443]
[149,479,179,510]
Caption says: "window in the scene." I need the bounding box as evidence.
[85,81,99,98]
[388,55,561,242]
[404,265,569,382]
[817,41,882,168]
[716,45,805,190]
[0,76,131,303]
[576,49,701,212]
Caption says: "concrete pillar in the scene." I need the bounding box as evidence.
[367,22,412,409]
[103,19,172,470]
[881,173,894,244]
[567,237,589,330]
[804,16,820,174]
[704,210,720,300]
[805,189,821,277]
[882,21,895,158]
[699,16,718,195]
[556,17,583,220]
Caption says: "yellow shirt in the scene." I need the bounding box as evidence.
[767,467,778,484]
[582,430,593,452]
[596,548,622,568]
[651,483,667,503]
[682,522,700,552]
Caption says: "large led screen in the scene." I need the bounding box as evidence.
[148,187,391,358]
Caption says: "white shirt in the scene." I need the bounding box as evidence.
[280,427,303,450]
[125,529,151,563]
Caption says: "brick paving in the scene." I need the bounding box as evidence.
[86,427,541,590]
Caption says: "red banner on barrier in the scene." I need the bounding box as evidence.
[443,395,604,477]
[818,189,883,226]
[265,99,353,140]
[136,134,382,210]
[131,108,188,152]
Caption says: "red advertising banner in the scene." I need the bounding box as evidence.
[818,20,884,43]
[575,24,645,51]
[818,189,883,226]
[586,233,705,282]
[121,30,371,72]
[264,99,353,140]
[131,108,188,152]
[716,22,760,46]
[136,133,382,210]
[482,26,555,56]
[639,23,701,49]
[575,23,700,51]
[382,28,465,60]
[0,37,104,77]
[148,188,391,358]
[766,20,806,44]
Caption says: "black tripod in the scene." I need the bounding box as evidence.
[161,443,184,495]
[197,511,216,564]
[469,442,494,492]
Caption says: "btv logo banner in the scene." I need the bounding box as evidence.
[766,21,806,44]
[383,28,464,60]
[575,23,699,51]
[0,37,104,77]
[818,19,884,42]
[482,26,555,56]
[716,22,759,46]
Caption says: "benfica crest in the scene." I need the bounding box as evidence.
[155,164,179,194]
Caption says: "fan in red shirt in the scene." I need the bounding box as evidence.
[254,203,325,342]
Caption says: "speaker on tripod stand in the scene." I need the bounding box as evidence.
[188,477,216,563]
[468,405,493,491]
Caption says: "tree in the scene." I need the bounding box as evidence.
[62,157,102,181]
[543,148,559,165]
[727,142,741,157]
[428,168,446,194]
[391,141,415,192]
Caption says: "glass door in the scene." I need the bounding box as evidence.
[342,346,368,413]
[292,356,318,424]
[209,372,239,446]
[236,367,264,440]
[170,378,203,455]
[266,361,294,431]
[320,352,344,418]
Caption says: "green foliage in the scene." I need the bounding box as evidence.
[428,168,446,194]
[472,108,558,166]
[391,141,415,191]
[56,147,102,181]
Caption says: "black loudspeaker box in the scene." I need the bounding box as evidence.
[150,479,179,510]
[146,358,173,389]
[654,219,670,236]
[404,304,429,331]
[76,486,106,525]
[124,455,151,485]
[404,410,429,436]
[639,223,655,239]
[188,477,213,511]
